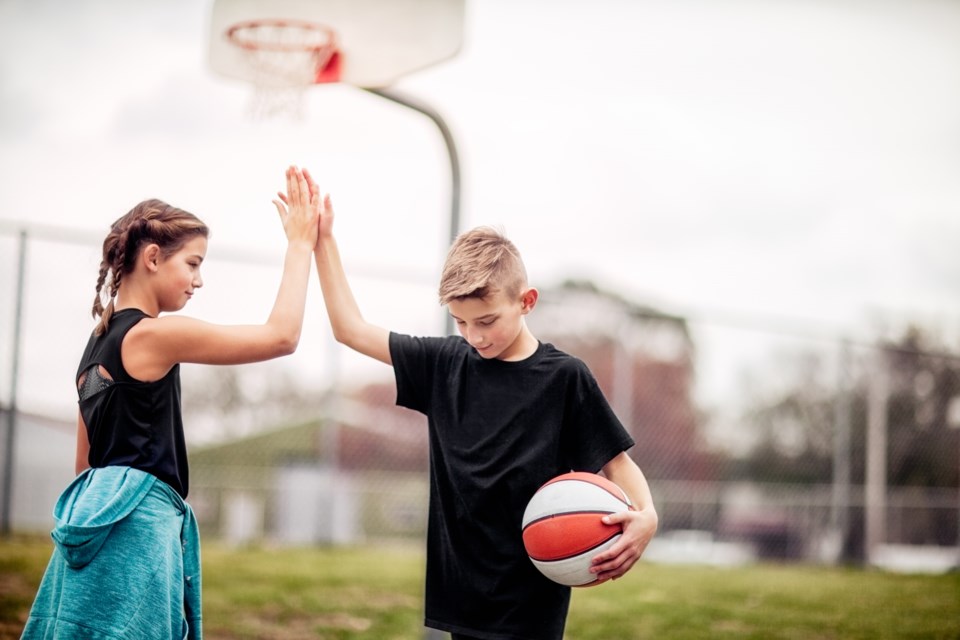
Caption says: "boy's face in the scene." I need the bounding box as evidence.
[448,288,537,361]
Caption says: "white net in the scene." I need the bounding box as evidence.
[227,20,338,120]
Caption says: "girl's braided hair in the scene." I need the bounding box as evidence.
[92,199,208,335]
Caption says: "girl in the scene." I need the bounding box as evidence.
[20,166,320,639]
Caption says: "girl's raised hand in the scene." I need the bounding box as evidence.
[273,165,320,248]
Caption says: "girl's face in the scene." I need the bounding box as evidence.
[155,235,207,313]
[448,288,536,361]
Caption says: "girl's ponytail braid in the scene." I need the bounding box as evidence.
[92,224,124,335]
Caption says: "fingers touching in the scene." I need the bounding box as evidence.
[271,165,332,248]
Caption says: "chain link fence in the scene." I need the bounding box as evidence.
[2,224,958,568]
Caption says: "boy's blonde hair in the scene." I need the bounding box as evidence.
[438,226,528,305]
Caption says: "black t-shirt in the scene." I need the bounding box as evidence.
[390,333,635,640]
[76,308,189,498]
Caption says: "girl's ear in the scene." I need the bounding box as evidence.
[141,243,161,273]
[520,287,539,314]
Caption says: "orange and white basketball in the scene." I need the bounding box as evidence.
[521,472,633,587]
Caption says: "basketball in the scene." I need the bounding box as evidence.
[521,472,633,587]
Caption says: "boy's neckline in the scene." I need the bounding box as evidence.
[476,340,545,368]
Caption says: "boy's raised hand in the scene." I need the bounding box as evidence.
[302,168,334,248]
[273,165,321,248]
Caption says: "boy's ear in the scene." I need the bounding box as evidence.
[520,287,539,314]
[141,244,161,273]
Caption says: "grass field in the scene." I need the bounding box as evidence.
[2,535,958,639]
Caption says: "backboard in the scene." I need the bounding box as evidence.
[208,0,466,89]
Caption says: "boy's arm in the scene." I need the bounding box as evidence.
[314,232,392,365]
[591,451,659,582]
[307,173,392,365]
[603,451,657,516]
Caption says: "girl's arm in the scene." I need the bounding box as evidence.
[75,412,90,475]
[124,167,320,379]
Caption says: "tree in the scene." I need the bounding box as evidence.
[739,326,960,491]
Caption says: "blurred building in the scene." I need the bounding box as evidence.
[189,279,718,544]
[529,280,715,482]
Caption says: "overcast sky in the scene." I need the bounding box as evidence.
[2,0,960,438]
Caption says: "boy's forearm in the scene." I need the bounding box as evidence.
[313,234,393,367]
[314,234,364,340]
[604,453,658,516]
[621,470,657,516]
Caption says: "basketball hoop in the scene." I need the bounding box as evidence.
[225,19,340,120]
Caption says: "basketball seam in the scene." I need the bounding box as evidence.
[526,530,621,562]
[543,477,629,504]
[522,509,616,530]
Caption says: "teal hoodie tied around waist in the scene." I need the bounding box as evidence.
[21,466,202,639]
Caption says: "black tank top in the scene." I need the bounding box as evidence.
[76,308,189,498]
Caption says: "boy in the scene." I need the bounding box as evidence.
[309,174,658,640]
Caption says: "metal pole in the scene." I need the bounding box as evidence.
[830,339,852,562]
[362,86,462,640]
[612,320,634,431]
[363,88,461,336]
[864,348,889,564]
[2,229,27,536]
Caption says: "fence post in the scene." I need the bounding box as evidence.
[1,229,27,536]
[864,348,889,563]
[613,320,634,432]
[830,339,852,562]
